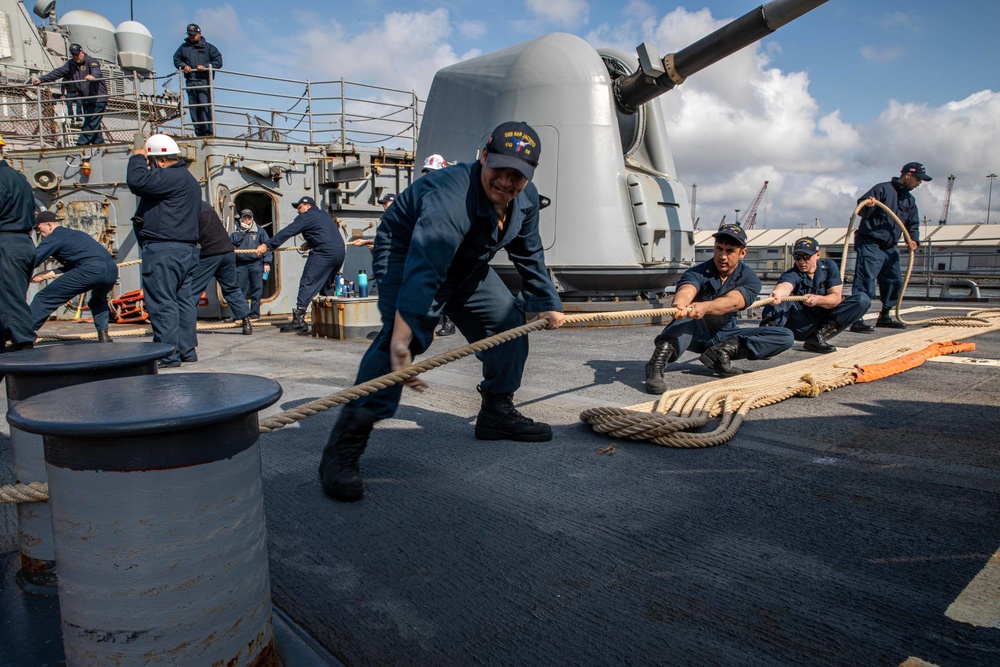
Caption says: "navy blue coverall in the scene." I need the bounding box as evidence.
[337,160,562,425]
[654,260,793,361]
[0,160,37,348]
[760,258,871,339]
[126,154,201,364]
[30,226,118,332]
[853,178,920,312]
[180,204,250,353]
[265,206,345,311]
[38,56,107,145]
[231,224,271,317]
[173,37,222,136]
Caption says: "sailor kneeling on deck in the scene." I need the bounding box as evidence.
[644,224,794,394]
[760,237,871,354]
[319,121,565,503]
[30,210,118,342]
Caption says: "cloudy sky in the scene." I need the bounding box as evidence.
[58,0,1000,230]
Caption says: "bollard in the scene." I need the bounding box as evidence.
[8,372,282,667]
[0,342,174,593]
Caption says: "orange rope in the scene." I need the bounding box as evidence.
[852,341,976,383]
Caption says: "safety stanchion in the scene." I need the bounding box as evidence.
[7,373,282,667]
[0,342,174,594]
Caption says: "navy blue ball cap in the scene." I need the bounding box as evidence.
[485,121,541,180]
[378,193,396,205]
[793,237,820,255]
[69,43,82,55]
[291,196,316,208]
[34,210,59,227]
[186,24,201,35]
[713,223,747,247]
[901,162,932,181]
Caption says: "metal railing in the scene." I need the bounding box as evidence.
[0,66,180,148]
[0,63,423,150]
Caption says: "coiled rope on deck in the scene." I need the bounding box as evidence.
[579,309,1000,448]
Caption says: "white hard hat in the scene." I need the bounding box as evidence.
[421,154,447,172]
[144,134,181,156]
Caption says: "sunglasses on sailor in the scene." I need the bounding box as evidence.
[793,254,812,261]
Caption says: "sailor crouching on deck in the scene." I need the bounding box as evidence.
[644,224,793,394]
[319,121,565,503]
[30,210,118,342]
[760,237,871,354]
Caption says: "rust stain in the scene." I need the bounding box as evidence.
[249,637,280,667]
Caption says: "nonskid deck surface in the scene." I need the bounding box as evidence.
[2,303,999,666]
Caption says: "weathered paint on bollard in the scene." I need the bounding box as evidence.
[0,342,173,593]
[8,373,282,666]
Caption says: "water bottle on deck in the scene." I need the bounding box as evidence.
[358,270,369,297]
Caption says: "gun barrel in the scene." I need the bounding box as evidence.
[613,0,829,112]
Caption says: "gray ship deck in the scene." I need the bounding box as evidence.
[3,302,1000,666]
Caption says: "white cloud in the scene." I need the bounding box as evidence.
[457,20,487,39]
[877,12,922,33]
[192,5,245,43]
[860,45,903,62]
[525,0,589,29]
[863,90,1000,224]
[269,8,468,93]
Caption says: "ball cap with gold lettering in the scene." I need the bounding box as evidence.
[485,121,541,180]
[713,223,747,247]
[901,162,932,181]
[793,237,820,255]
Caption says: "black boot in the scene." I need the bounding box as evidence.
[435,316,456,337]
[803,321,839,354]
[96,330,113,343]
[850,319,875,333]
[241,316,253,335]
[475,386,552,442]
[12,341,33,351]
[279,308,308,333]
[699,337,746,377]
[644,340,675,395]
[876,309,906,329]
[319,408,379,502]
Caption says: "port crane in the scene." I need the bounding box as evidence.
[938,175,955,225]
[741,181,769,229]
[691,183,699,229]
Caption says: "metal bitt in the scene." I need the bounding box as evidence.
[0,342,174,594]
[7,373,283,667]
[613,0,830,113]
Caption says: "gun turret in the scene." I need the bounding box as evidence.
[613,0,829,113]
[417,0,829,296]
